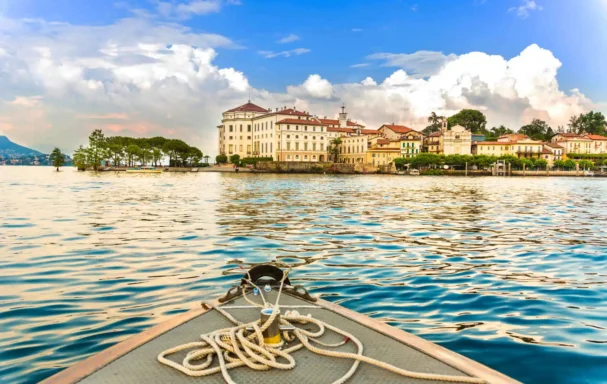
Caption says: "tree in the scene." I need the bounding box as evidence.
[137,147,152,165]
[578,160,594,170]
[423,112,444,135]
[50,147,65,171]
[485,125,514,141]
[568,111,607,135]
[107,144,124,166]
[519,119,551,141]
[152,148,163,166]
[72,146,89,171]
[553,159,565,169]
[229,154,241,165]
[563,159,576,170]
[535,158,548,169]
[447,109,487,133]
[216,154,228,164]
[125,144,141,167]
[329,137,342,162]
[87,129,107,171]
[189,147,203,166]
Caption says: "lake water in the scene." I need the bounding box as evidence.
[1,167,606,383]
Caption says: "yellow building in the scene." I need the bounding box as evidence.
[422,121,471,155]
[338,130,380,164]
[365,138,401,166]
[424,131,443,154]
[399,131,424,158]
[275,118,328,162]
[472,138,544,159]
[582,134,607,154]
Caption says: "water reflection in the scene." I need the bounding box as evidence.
[0,168,606,383]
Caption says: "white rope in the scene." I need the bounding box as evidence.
[158,270,485,384]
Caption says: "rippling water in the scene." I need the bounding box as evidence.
[1,167,607,383]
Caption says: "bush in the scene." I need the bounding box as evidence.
[215,154,228,164]
[421,169,444,176]
[240,157,273,166]
[229,154,241,165]
[563,159,576,170]
[578,160,594,170]
[535,158,548,168]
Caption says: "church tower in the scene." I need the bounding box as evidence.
[339,103,348,128]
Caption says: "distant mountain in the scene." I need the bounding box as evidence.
[0,136,43,157]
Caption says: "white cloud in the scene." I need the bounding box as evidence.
[156,0,239,19]
[287,74,333,99]
[509,0,543,19]
[351,28,363,32]
[277,34,300,44]
[258,48,311,58]
[0,13,595,158]
[350,63,370,68]
[367,50,457,78]
[285,44,592,134]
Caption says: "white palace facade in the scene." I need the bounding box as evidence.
[218,101,366,162]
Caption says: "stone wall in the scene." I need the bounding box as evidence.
[254,161,379,174]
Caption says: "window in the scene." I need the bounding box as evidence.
[304,136,308,139]
[247,144,251,154]
[229,125,233,132]
[247,125,251,132]
[229,144,233,153]
[320,143,324,151]
[240,124,242,132]
[295,142,299,150]
[304,155,308,160]
[313,155,316,160]
[270,143,272,153]
[271,121,273,129]
[305,126,308,131]
[296,135,299,139]
[287,125,290,129]
[287,135,290,139]
[239,145,243,152]
[287,155,291,160]
[313,127,316,132]
[229,136,233,140]
[313,143,316,151]
[296,126,299,130]
[247,136,251,140]
[240,136,242,140]
[295,155,299,159]
[304,143,308,151]
[287,142,291,150]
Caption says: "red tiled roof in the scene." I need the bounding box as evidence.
[543,142,564,149]
[319,118,364,127]
[555,133,580,138]
[499,133,528,140]
[541,148,553,154]
[368,147,400,151]
[377,138,390,144]
[276,118,325,126]
[361,129,379,135]
[381,124,414,134]
[586,134,607,140]
[474,141,513,145]
[428,131,442,137]
[253,108,310,119]
[226,102,268,113]
[327,127,354,133]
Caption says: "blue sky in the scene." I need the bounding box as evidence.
[0,0,605,155]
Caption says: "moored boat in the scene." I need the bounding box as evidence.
[126,166,163,173]
[42,265,519,384]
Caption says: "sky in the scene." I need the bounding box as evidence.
[0,0,606,156]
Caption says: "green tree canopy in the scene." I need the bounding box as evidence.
[50,147,65,171]
[229,154,241,165]
[568,111,607,135]
[216,154,228,164]
[88,129,107,171]
[447,109,487,133]
[518,119,552,141]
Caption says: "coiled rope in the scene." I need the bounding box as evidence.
[158,270,485,384]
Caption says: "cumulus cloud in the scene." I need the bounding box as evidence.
[287,75,334,99]
[367,50,457,78]
[509,0,543,19]
[257,48,311,58]
[0,12,595,158]
[0,16,247,154]
[277,34,300,44]
[286,45,592,133]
